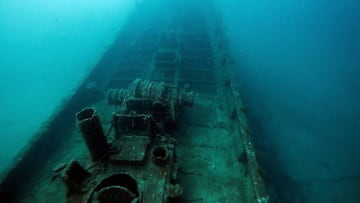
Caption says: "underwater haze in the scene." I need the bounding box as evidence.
[0,0,136,174]
[217,0,360,202]
[1,0,359,202]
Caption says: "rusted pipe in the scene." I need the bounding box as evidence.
[76,107,109,162]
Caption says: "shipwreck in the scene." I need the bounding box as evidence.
[0,1,268,202]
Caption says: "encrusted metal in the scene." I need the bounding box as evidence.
[76,108,109,161]
[107,79,194,128]
[61,79,190,202]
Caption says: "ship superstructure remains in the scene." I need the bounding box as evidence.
[0,1,268,202]
[62,79,193,202]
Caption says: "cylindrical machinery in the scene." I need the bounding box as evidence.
[107,79,167,105]
[151,145,169,166]
[76,107,109,162]
[87,174,140,203]
[106,88,127,105]
[107,79,194,130]
[107,79,194,107]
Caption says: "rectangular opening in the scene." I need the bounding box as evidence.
[181,39,212,49]
[158,32,178,48]
[180,70,215,81]
[154,50,178,62]
[179,58,214,70]
[181,48,213,59]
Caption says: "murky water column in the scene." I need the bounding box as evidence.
[216,0,360,202]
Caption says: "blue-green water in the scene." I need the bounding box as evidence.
[0,0,359,202]
[217,0,360,202]
[0,0,136,173]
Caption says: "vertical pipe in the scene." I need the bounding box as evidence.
[76,107,109,161]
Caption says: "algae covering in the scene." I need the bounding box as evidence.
[0,0,267,202]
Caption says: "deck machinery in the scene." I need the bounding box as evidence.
[0,0,268,202]
[66,79,193,202]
